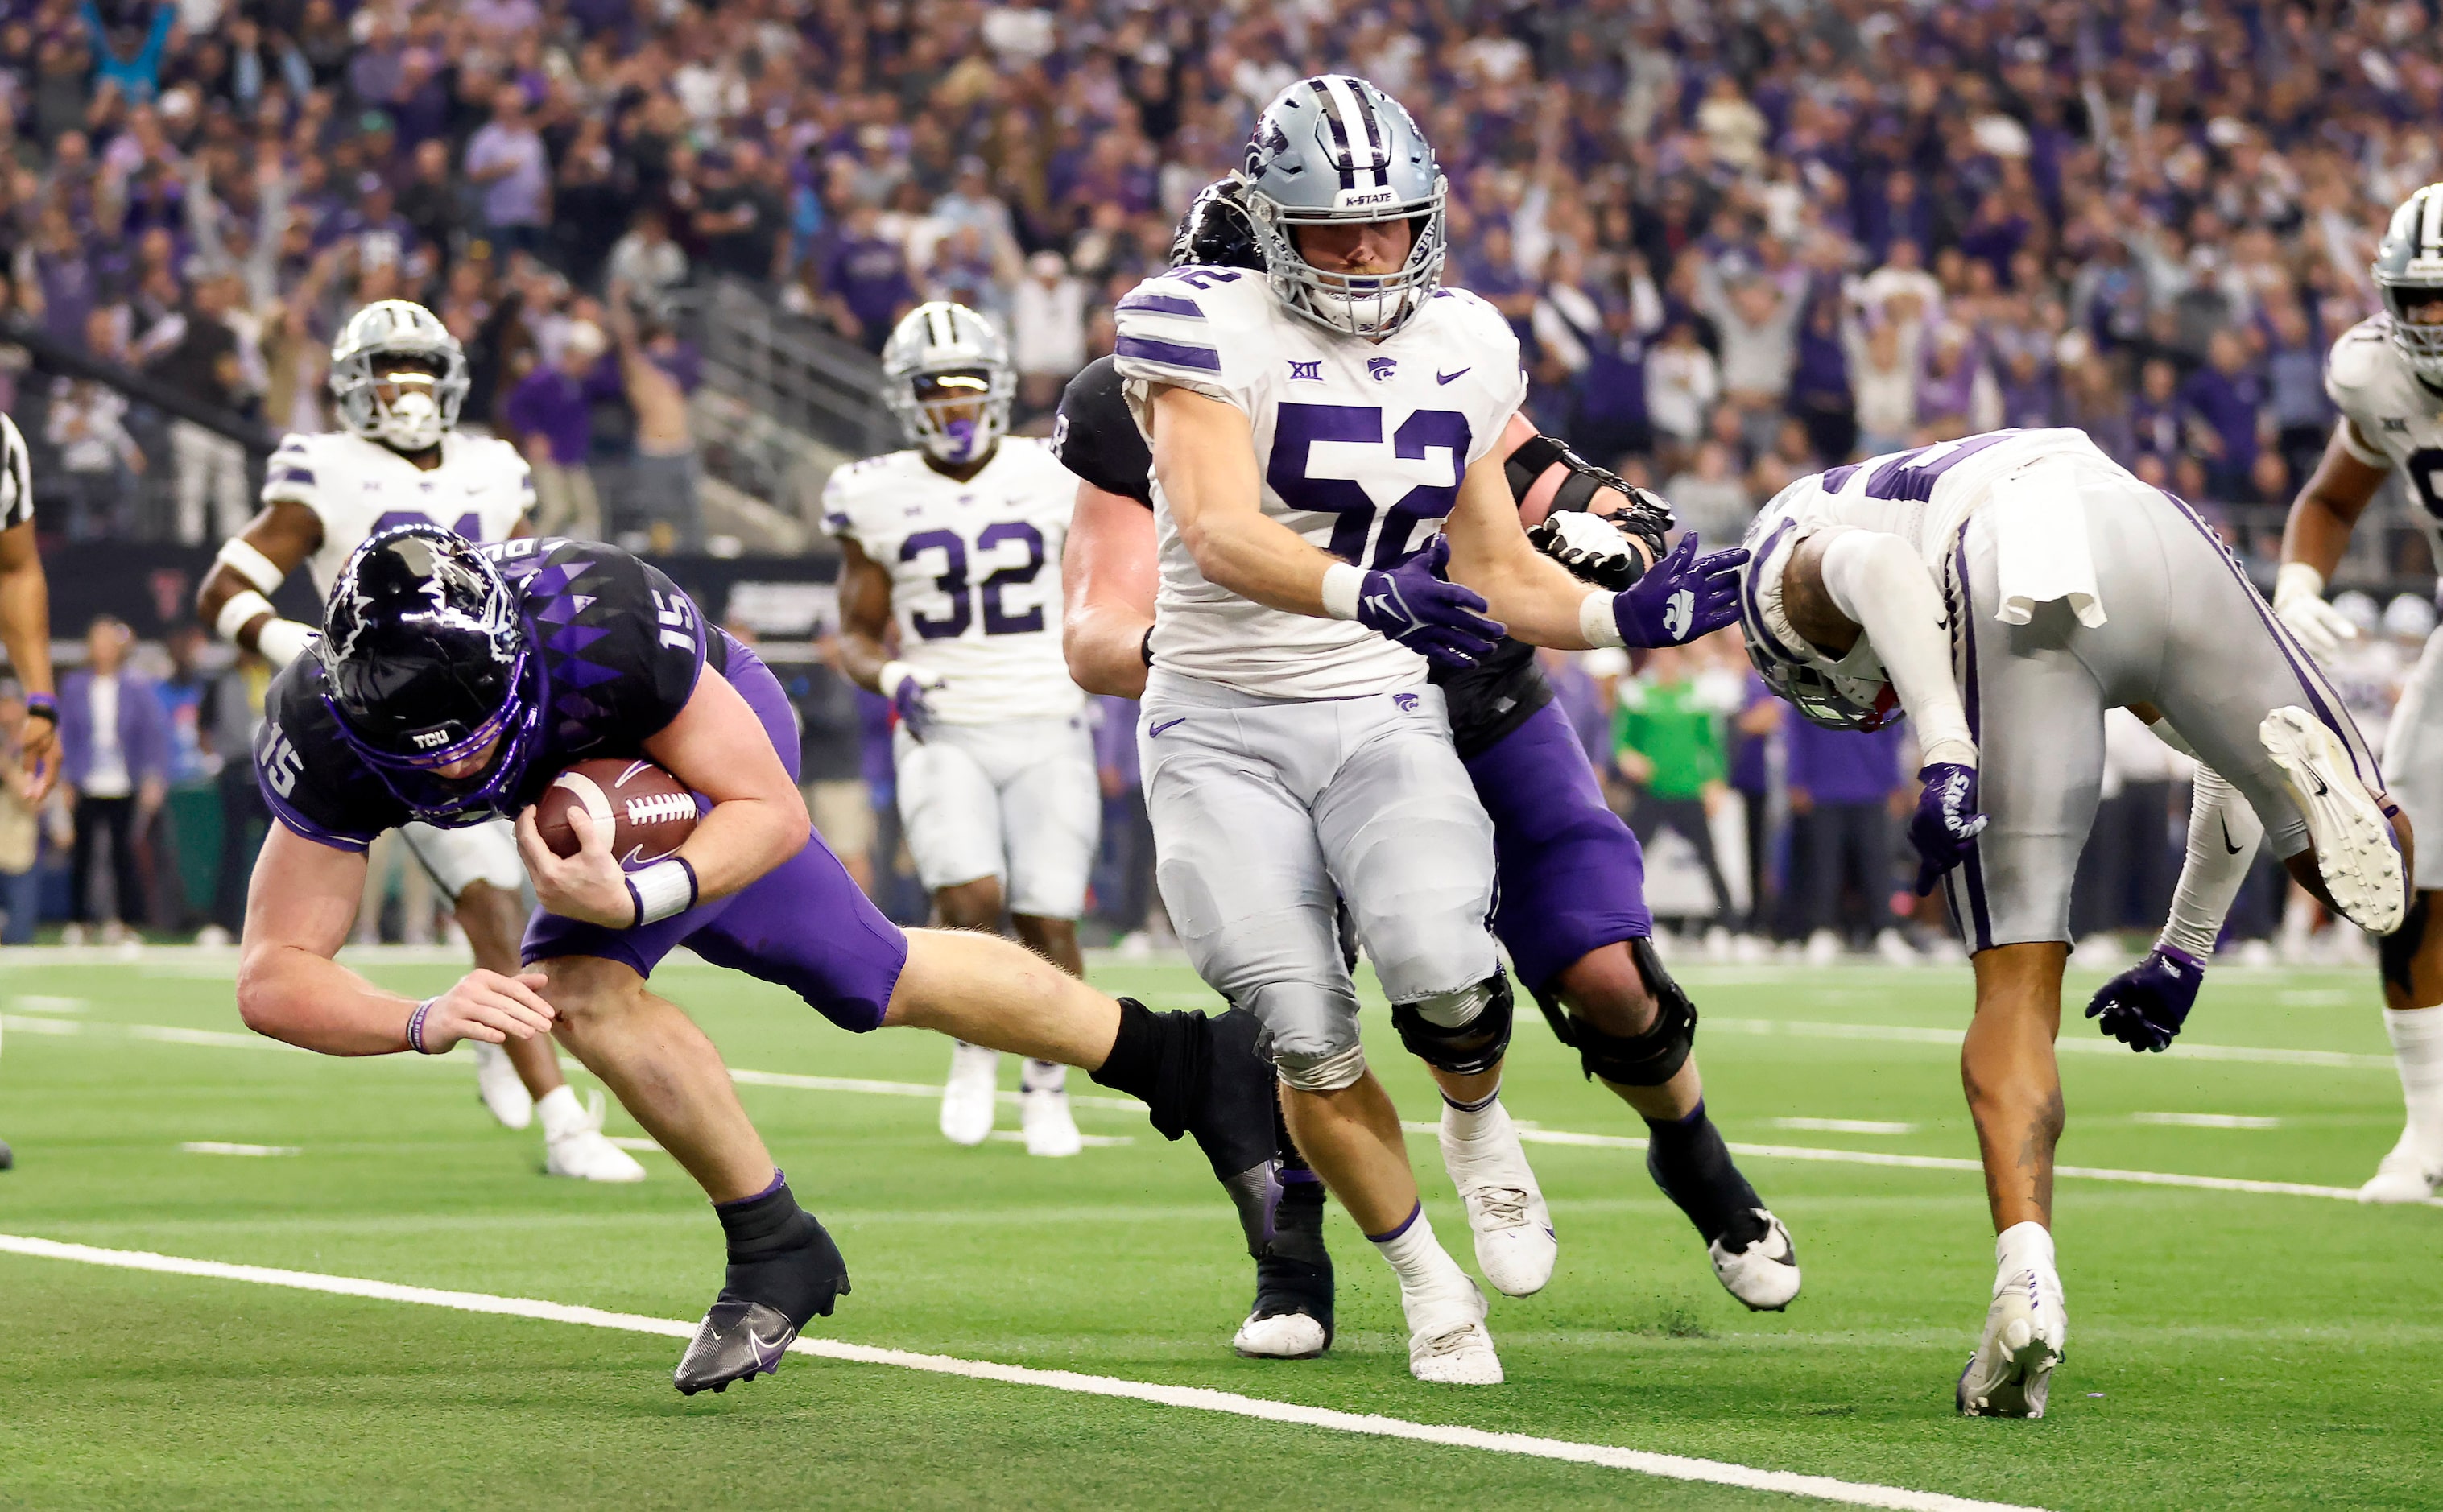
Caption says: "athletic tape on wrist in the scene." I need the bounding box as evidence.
[1578,589,1625,649]
[1320,563,1366,621]
[213,589,275,642]
[625,856,698,927]
[254,618,316,668]
[406,997,440,1054]
[214,536,288,595]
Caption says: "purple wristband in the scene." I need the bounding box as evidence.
[405,997,439,1054]
[23,692,55,723]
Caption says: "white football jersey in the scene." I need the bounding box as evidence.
[821,436,1084,724]
[2325,316,2443,579]
[1112,267,1526,699]
[263,430,535,597]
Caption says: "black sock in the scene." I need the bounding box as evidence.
[714,1171,849,1324]
[1643,1102,1767,1250]
[1251,1175,1333,1327]
[1088,998,1203,1141]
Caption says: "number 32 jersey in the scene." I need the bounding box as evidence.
[821,436,1083,724]
[2326,316,2443,576]
[1113,266,1525,699]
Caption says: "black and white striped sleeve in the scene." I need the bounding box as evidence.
[0,413,31,530]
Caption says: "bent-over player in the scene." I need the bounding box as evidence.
[236,526,1281,1394]
[1739,425,2405,1418]
[197,300,643,1181]
[824,301,1093,1159]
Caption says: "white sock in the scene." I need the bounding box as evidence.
[1441,1079,1505,1140]
[536,1084,586,1140]
[2383,1007,2443,1147]
[1995,1220,2056,1281]
[1021,1058,1066,1093]
[1369,1202,1468,1293]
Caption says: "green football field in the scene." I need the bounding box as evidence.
[0,949,2436,1510]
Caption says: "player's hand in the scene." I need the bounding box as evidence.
[1354,535,1504,670]
[1608,532,1747,647]
[515,801,638,927]
[1528,510,1644,589]
[880,660,945,742]
[1908,761,1988,894]
[17,719,56,804]
[2272,563,2357,660]
[2084,945,2204,1053]
[413,968,555,1052]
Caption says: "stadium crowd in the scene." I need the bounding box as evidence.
[0,0,2436,958]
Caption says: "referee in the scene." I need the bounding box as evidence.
[0,411,59,1171]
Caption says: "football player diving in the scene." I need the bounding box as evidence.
[233,526,1282,1394]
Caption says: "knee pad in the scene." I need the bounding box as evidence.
[1390,970,1515,1076]
[2380,890,2436,1000]
[1533,936,1697,1087]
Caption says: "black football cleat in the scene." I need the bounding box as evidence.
[0,1137,13,1170]
[675,1298,802,1395]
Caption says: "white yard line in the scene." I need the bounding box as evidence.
[0,1233,2044,1512]
[178,1142,300,1157]
[2130,1113,2283,1130]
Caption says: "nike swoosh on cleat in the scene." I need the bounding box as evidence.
[746,1328,788,1365]
[1436,369,1470,385]
[1149,717,1186,737]
[2309,771,2329,796]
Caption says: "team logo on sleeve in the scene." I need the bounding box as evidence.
[1367,357,1398,382]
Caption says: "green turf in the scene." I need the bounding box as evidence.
[0,954,2435,1510]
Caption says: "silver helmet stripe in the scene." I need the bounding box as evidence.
[2424,184,2443,255]
[1317,73,1381,190]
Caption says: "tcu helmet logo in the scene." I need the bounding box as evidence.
[411,729,451,750]
[1367,357,1399,382]
[1663,589,1696,642]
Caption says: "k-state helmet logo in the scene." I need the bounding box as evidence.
[1663,589,1695,642]
[1288,360,1322,382]
[1367,357,1398,382]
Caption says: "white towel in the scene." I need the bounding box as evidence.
[1986,457,2106,628]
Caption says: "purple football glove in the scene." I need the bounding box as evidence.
[1356,535,1505,670]
[1609,532,1750,648]
[1909,761,1989,894]
[883,662,945,742]
[2084,944,2204,1053]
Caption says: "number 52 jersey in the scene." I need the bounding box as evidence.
[1112,266,1526,700]
[821,436,1084,724]
[2326,316,2443,577]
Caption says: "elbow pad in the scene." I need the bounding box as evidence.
[1506,432,1676,564]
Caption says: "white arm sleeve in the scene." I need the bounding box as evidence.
[1817,528,1976,767]
[2159,759,2263,960]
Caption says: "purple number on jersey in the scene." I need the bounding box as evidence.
[1271,403,1476,569]
[900,528,971,640]
[977,520,1046,635]
[374,510,482,539]
[1858,432,2014,503]
[2404,448,2443,519]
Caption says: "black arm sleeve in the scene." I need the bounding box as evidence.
[1052,355,1155,508]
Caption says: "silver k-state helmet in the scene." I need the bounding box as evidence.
[1240,74,1448,339]
[2374,184,2443,382]
[880,300,1015,466]
[329,299,469,452]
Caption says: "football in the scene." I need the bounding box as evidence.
[532,757,698,865]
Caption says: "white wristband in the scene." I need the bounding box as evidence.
[214,535,288,594]
[625,857,698,927]
[255,618,316,668]
[1320,563,1366,621]
[214,589,275,642]
[1578,589,1625,649]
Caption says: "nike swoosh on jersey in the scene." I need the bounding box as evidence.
[1436,368,1470,385]
[1149,717,1186,737]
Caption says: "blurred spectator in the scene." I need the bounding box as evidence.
[606,209,688,319]
[812,200,916,354]
[601,287,701,553]
[1614,643,1732,931]
[1782,719,1908,963]
[46,304,145,541]
[143,269,250,545]
[1012,250,1088,416]
[0,683,43,944]
[1090,694,1156,944]
[1664,442,1753,544]
[1645,321,1718,460]
[198,642,273,944]
[2182,328,2267,500]
[794,640,874,899]
[59,617,167,947]
[464,83,548,258]
[505,319,610,539]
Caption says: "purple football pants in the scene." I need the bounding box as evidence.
[523,639,909,1031]
[1462,699,1652,992]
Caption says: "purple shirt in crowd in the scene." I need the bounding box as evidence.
[1784,717,1904,806]
[502,361,618,466]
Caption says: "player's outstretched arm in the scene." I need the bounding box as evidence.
[197,500,324,667]
[0,519,58,801]
[2274,423,2391,658]
[238,823,553,1055]
[1061,480,1157,699]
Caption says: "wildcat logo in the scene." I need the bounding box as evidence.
[1287,360,1323,382]
[1663,589,1695,642]
[1393,692,1420,712]
[1367,357,1398,382]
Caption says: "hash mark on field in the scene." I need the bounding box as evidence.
[179,1142,300,1157]
[984,1130,1136,1147]
[2131,1113,2283,1130]
[0,1233,2048,1512]
[1775,1118,1916,1136]
[10,994,85,1014]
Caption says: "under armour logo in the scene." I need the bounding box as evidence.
[1394,692,1419,711]
[1367,357,1398,382]
[1288,360,1322,382]
[1664,589,1694,641]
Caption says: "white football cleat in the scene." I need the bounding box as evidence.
[2261,707,2405,935]
[2358,1128,2441,1204]
[1232,1310,1329,1360]
[1957,1266,2068,1418]
[1021,1086,1083,1158]
[1710,1209,1801,1311]
[1439,1099,1556,1297]
[472,1041,534,1131]
[544,1091,647,1183]
[939,1041,999,1148]
[1403,1276,1502,1386]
